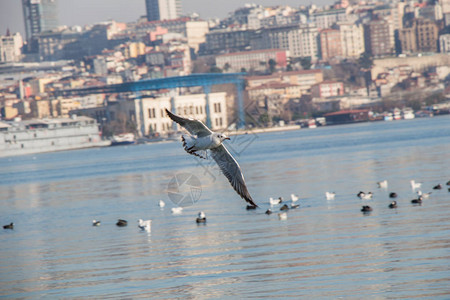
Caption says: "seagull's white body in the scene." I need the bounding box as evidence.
[158,200,165,208]
[138,219,151,232]
[171,207,183,214]
[417,190,431,198]
[360,192,373,200]
[377,180,388,189]
[290,194,299,202]
[325,192,336,200]
[166,108,257,207]
[411,180,421,190]
[269,197,282,206]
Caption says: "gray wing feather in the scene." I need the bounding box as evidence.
[210,145,257,207]
[166,109,212,137]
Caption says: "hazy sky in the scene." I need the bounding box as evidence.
[0,0,334,37]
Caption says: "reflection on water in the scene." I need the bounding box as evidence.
[0,116,449,298]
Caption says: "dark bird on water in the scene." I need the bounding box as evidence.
[433,184,442,190]
[196,212,206,224]
[280,204,290,211]
[116,219,128,227]
[389,192,398,198]
[3,222,13,229]
[388,201,397,209]
[411,196,423,204]
[166,108,258,208]
[361,205,373,213]
[265,209,273,215]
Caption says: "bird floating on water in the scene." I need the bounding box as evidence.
[361,205,373,213]
[417,190,431,198]
[290,194,299,202]
[158,200,166,208]
[3,222,13,229]
[196,212,206,223]
[325,192,336,200]
[269,197,282,206]
[280,204,289,211]
[411,196,423,205]
[388,201,397,209]
[116,219,128,227]
[171,207,183,214]
[389,192,398,198]
[358,191,373,200]
[377,180,388,189]
[92,220,101,226]
[433,184,442,190]
[410,180,422,190]
[138,219,152,232]
[265,209,273,215]
[290,204,299,209]
[166,108,257,208]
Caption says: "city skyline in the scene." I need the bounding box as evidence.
[0,0,334,37]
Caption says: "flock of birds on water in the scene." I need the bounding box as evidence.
[2,111,449,233]
[3,179,448,233]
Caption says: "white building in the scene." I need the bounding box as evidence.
[126,92,228,136]
[336,22,365,58]
[0,32,23,62]
[145,0,182,21]
[439,34,450,53]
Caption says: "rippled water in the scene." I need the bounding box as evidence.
[1,116,449,299]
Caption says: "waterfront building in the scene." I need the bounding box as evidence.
[215,49,288,73]
[22,0,59,52]
[145,0,182,21]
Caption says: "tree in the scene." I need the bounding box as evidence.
[209,66,222,73]
[358,52,373,70]
[223,62,231,72]
[300,57,312,70]
[268,59,277,74]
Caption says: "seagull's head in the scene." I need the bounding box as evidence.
[216,133,230,143]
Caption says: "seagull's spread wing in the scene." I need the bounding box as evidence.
[166,109,212,137]
[210,145,257,207]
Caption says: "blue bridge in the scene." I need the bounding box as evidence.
[59,73,247,131]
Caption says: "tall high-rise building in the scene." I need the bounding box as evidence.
[145,0,182,22]
[22,0,59,52]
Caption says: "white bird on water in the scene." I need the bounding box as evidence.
[290,194,299,202]
[410,180,422,190]
[269,197,282,206]
[278,212,288,220]
[417,190,431,199]
[377,180,388,189]
[138,219,151,232]
[171,207,183,214]
[166,108,257,207]
[158,200,165,208]
[325,192,336,200]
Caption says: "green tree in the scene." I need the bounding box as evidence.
[223,62,231,72]
[209,66,222,73]
[268,59,277,74]
[300,57,312,70]
[358,52,373,70]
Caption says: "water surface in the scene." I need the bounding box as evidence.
[1,116,449,298]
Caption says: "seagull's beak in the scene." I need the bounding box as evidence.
[225,137,230,140]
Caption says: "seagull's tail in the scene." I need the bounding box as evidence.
[181,134,207,159]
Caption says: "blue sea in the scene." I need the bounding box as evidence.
[1,116,449,299]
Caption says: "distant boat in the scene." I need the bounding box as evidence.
[308,119,317,129]
[402,109,415,120]
[384,113,393,121]
[111,133,136,146]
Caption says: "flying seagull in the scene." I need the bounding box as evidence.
[166,108,257,207]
